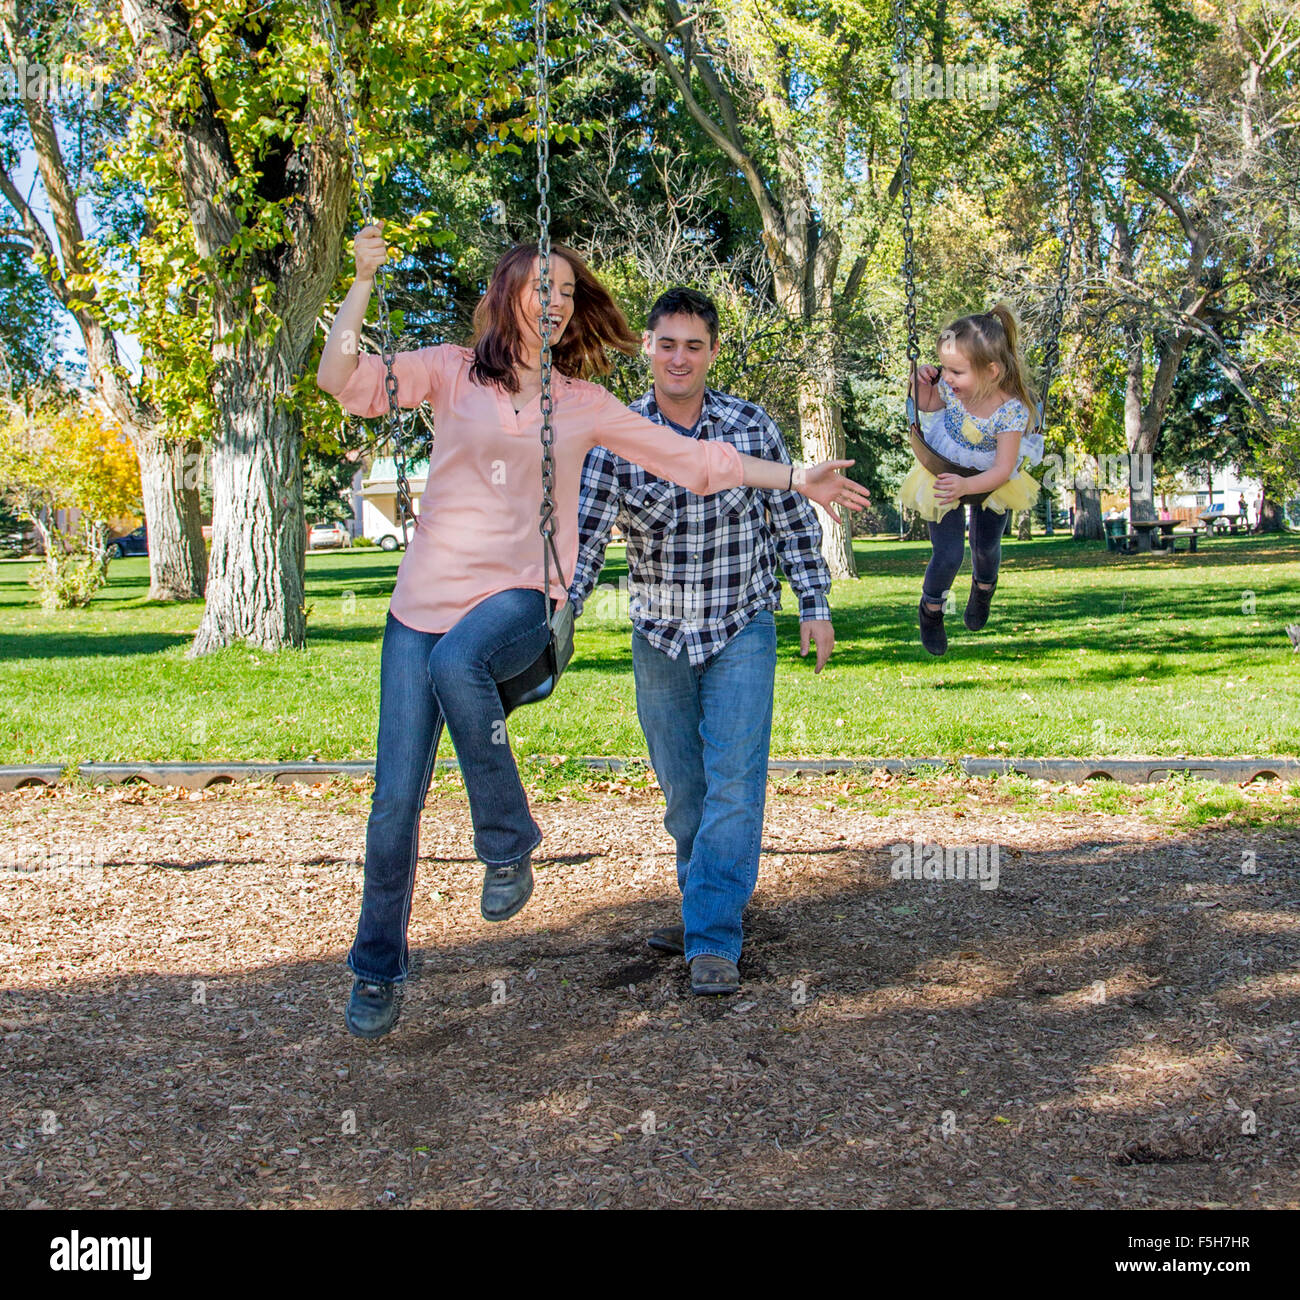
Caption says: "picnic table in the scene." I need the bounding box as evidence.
[1130,520,1170,552]
[1114,519,1202,555]
[1152,519,1202,551]
[1199,508,1247,534]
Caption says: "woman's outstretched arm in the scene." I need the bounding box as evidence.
[736,451,871,513]
[589,390,871,514]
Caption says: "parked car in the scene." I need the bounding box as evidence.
[372,525,408,552]
[363,509,418,551]
[107,526,148,558]
[308,521,352,550]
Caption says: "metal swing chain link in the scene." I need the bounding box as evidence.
[317,0,414,542]
[535,0,562,606]
[891,0,921,436]
[1039,0,1108,432]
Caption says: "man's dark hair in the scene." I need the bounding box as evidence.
[646,287,720,346]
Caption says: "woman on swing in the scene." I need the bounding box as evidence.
[317,223,871,1038]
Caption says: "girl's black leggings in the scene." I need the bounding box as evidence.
[922,503,1006,604]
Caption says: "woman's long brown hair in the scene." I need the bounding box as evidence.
[469,243,640,392]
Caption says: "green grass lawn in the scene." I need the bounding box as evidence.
[5,532,1298,765]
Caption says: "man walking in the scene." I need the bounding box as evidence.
[569,287,845,996]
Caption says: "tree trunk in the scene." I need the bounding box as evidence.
[31,509,60,572]
[134,432,207,601]
[795,368,857,579]
[1112,186,1209,526]
[1258,496,1283,532]
[1123,333,1158,523]
[1073,486,1103,539]
[1126,444,1157,521]
[82,515,111,582]
[188,348,306,656]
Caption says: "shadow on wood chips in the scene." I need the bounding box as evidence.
[1,780,1296,1208]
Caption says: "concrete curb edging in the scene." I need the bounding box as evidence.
[0,765,65,792]
[1,756,1297,793]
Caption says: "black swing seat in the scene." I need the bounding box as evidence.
[908,424,990,506]
[497,595,574,717]
[497,647,558,716]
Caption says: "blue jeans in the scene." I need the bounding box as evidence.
[923,503,1004,604]
[348,590,552,984]
[631,610,776,965]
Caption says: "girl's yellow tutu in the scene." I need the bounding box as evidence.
[899,458,1040,523]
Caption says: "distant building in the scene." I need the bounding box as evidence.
[1167,465,1262,525]
[357,457,428,549]
[1101,464,1264,524]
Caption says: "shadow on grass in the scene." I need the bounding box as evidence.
[0,630,194,659]
[799,564,1300,671]
[852,532,1300,578]
[3,534,1296,675]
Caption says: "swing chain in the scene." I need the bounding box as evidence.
[1039,0,1108,430]
[317,0,414,542]
[535,0,562,600]
[891,0,921,437]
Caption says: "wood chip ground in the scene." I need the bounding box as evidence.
[2,776,1296,1209]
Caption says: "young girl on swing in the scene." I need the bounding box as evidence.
[899,304,1043,656]
[316,224,870,1037]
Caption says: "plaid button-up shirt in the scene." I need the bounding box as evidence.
[568,386,833,665]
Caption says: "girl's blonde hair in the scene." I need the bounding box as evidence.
[938,303,1038,428]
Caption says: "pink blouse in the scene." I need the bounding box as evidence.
[334,345,744,632]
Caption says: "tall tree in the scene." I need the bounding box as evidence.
[612,0,1021,573]
[613,1,878,576]
[1092,0,1298,521]
[0,0,207,599]
[105,0,534,653]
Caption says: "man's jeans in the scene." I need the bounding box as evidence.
[632,610,776,965]
[348,590,552,984]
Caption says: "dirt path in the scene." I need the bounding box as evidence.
[2,779,1296,1208]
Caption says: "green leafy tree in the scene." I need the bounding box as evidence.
[0,243,63,393]
[302,446,360,526]
[92,0,545,654]
[0,0,209,600]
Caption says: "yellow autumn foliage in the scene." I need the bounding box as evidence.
[0,397,140,527]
